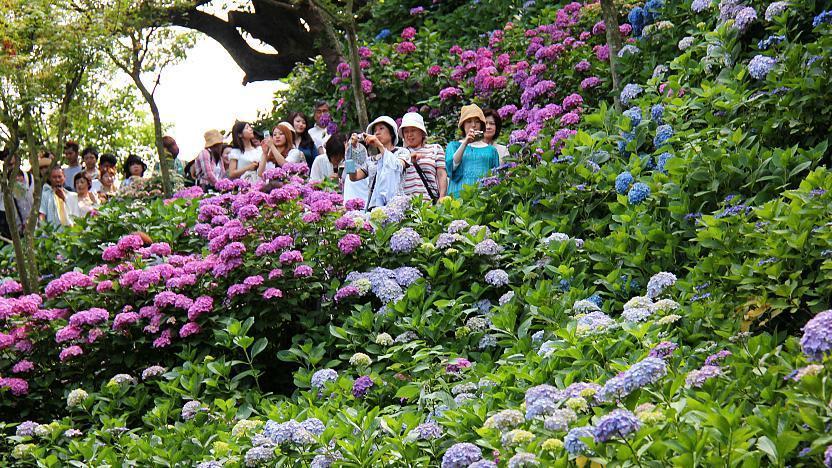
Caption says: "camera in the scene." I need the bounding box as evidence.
[472,130,484,141]
[356,134,365,144]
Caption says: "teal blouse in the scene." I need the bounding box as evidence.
[445,141,500,198]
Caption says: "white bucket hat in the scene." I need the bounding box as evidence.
[398,112,427,139]
[366,115,399,146]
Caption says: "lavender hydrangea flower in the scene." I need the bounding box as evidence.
[620,83,643,106]
[390,228,422,253]
[813,10,831,27]
[748,55,776,80]
[800,310,832,361]
[311,369,338,390]
[352,376,374,398]
[598,357,668,401]
[593,409,640,442]
[622,307,653,322]
[474,239,503,256]
[647,272,676,298]
[484,409,525,432]
[654,124,673,147]
[685,365,722,387]
[441,442,483,468]
[484,269,509,287]
[576,311,615,332]
[649,341,678,359]
[525,384,559,419]
[733,6,757,31]
[544,408,577,431]
[409,421,443,440]
[678,36,695,50]
[244,446,275,466]
[764,1,787,21]
[692,0,712,12]
[825,445,832,467]
[181,400,205,420]
[16,421,39,437]
[508,452,539,468]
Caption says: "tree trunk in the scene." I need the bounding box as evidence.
[345,22,369,130]
[20,110,42,293]
[133,73,172,197]
[54,65,86,157]
[0,162,31,291]
[600,0,622,111]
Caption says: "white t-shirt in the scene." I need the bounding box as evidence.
[494,143,509,163]
[286,148,305,164]
[229,147,262,180]
[309,155,335,182]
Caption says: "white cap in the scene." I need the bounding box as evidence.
[366,115,399,146]
[398,112,427,138]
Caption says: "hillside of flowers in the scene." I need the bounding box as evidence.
[4,0,832,466]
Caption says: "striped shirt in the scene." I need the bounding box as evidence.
[402,143,445,199]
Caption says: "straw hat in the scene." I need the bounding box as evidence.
[366,115,400,146]
[203,129,224,148]
[457,104,486,130]
[399,112,427,138]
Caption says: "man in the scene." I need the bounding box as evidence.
[155,135,185,175]
[308,101,331,154]
[62,141,82,191]
[40,166,80,227]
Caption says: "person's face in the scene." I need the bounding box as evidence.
[241,124,254,140]
[99,162,115,172]
[402,127,424,148]
[129,163,143,176]
[75,177,89,193]
[222,147,232,161]
[101,172,114,186]
[273,129,286,147]
[462,118,483,134]
[50,169,65,187]
[374,123,392,146]
[293,116,307,134]
[314,105,330,124]
[64,149,78,165]
[83,153,97,169]
[484,116,497,141]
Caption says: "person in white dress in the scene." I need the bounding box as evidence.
[227,121,262,181]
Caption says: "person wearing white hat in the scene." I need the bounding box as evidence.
[399,112,447,202]
[347,115,410,209]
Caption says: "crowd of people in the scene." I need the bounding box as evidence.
[0,100,510,236]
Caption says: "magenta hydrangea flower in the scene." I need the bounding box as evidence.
[0,377,28,396]
[11,360,34,373]
[263,288,283,299]
[294,265,314,277]
[59,345,84,362]
[112,312,139,331]
[179,322,201,338]
[401,26,416,40]
[395,42,416,55]
[338,234,362,254]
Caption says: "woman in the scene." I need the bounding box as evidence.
[483,108,509,163]
[93,167,118,201]
[227,121,261,181]
[289,111,319,167]
[445,104,500,198]
[74,172,99,216]
[194,129,227,190]
[121,154,147,188]
[399,112,447,202]
[348,116,409,209]
[257,122,305,179]
[81,147,99,181]
[310,133,346,184]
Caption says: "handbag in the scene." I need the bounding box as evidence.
[412,161,438,203]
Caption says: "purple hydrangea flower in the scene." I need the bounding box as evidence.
[442,442,483,468]
[352,376,374,398]
[593,409,641,442]
[390,228,422,253]
[564,426,595,455]
[800,310,832,361]
[484,269,509,287]
[685,365,722,387]
[748,55,776,80]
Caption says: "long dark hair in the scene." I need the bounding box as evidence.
[288,112,315,150]
[231,121,252,150]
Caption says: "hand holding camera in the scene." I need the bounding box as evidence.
[464,128,484,145]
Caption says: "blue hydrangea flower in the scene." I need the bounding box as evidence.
[564,426,595,455]
[654,124,673,147]
[615,172,634,194]
[656,152,673,173]
[441,442,483,468]
[469,461,498,468]
[622,307,653,322]
[394,266,422,287]
[764,1,787,21]
[800,310,832,361]
[594,409,641,442]
[375,29,391,41]
[409,422,443,440]
[627,183,651,204]
[620,83,643,106]
[651,104,664,123]
[647,271,677,298]
[586,294,603,308]
[758,35,785,50]
[748,55,776,80]
[628,7,646,36]
[623,107,642,127]
[618,45,641,57]
[598,356,668,401]
[733,6,757,32]
[813,10,832,28]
